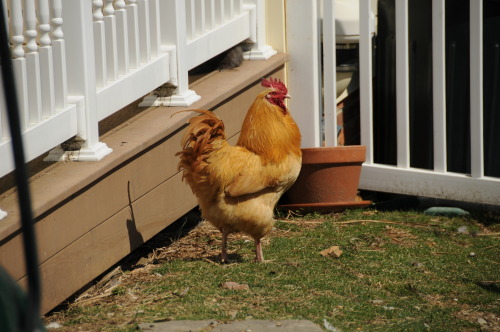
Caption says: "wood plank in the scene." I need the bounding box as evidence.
[18,172,197,314]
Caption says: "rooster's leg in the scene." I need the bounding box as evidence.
[220,228,229,263]
[254,239,264,262]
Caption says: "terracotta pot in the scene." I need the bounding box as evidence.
[285,145,367,207]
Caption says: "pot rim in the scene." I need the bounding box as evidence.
[300,145,367,165]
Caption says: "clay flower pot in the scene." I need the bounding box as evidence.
[281,145,371,212]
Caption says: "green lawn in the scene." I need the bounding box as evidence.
[44,207,499,331]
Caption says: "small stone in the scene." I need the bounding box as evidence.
[478,318,487,326]
[457,226,469,234]
[412,261,423,268]
[320,246,343,258]
[371,299,384,304]
[424,207,469,216]
[46,322,62,329]
[469,252,476,257]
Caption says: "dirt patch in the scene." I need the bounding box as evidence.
[384,226,417,247]
[456,308,500,331]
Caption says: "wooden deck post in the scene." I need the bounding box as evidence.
[61,0,112,160]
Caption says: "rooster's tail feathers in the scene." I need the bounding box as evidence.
[176,110,226,181]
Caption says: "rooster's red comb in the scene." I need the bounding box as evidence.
[261,77,287,95]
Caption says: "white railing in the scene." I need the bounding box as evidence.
[287,0,500,205]
[0,0,274,183]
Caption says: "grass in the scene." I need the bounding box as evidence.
[44,208,499,331]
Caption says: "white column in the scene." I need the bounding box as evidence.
[323,0,338,146]
[359,0,374,164]
[62,0,112,160]
[285,0,321,147]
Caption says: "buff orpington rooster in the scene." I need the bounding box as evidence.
[176,78,302,262]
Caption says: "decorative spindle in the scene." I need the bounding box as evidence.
[126,0,137,5]
[93,0,104,21]
[37,0,52,46]
[23,0,39,53]
[103,0,115,16]
[114,0,126,10]
[9,0,25,58]
[50,0,64,40]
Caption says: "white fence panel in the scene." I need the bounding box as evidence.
[287,0,500,205]
[358,0,499,205]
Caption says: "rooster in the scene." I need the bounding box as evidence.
[176,78,302,262]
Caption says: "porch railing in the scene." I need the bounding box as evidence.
[287,0,500,205]
[0,0,273,183]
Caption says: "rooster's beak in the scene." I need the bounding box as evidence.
[284,95,291,99]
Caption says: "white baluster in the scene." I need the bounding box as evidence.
[224,0,231,21]
[148,0,160,57]
[37,0,51,46]
[23,0,38,53]
[93,0,107,88]
[50,0,68,110]
[50,0,64,40]
[186,0,194,40]
[93,0,104,21]
[103,0,115,16]
[37,0,56,117]
[195,0,205,37]
[23,0,43,126]
[214,0,223,26]
[115,0,126,8]
[205,0,215,31]
[125,0,140,69]
[9,0,25,59]
[103,0,118,81]
[234,0,241,16]
[114,0,130,74]
[8,0,29,130]
[137,0,151,63]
